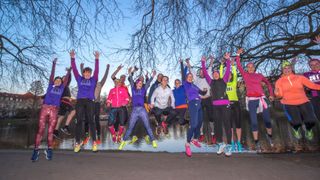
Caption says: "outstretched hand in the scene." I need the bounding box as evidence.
[117,64,123,71]
[237,48,244,55]
[201,56,206,62]
[152,70,156,77]
[313,35,320,44]
[209,55,215,64]
[94,51,100,59]
[223,52,231,60]
[70,49,75,58]
[53,58,58,64]
[128,67,133,74]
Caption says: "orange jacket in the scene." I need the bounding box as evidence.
[275,74,320,105]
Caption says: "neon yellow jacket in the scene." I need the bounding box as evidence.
[219,64,238,101]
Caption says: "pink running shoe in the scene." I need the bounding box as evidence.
[191,139,202,148]
[185,144,192,157]
[198,135,205,142]
[211,135,217,144]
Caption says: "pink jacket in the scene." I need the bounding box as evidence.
[236,56,274,97]
[106,86,130,108]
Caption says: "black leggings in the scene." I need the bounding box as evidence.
[284,102,316,130]
[201,97,214,123]
[84,102,101,137]
[174,108,187,125]
[311,96,320,121]
[213,105,232,144]
[75,99,96,143]
[152,107,176,125]
[230,101,241,129]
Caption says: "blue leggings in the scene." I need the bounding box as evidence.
[187,99,203,143]
[248,99,272,131]
[123,107,155,141]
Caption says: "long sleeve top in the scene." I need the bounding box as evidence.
[71,58,99,100]
[151,86,175,109]
[44,61,71,106]
[236,56,274,97]
[106,86,130,108]
[303,70,320,97]
[275,74,320,105]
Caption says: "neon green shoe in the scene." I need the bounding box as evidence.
[130,136,138,144]
[92,141,98,152]
[119,141,127,150]
[74,143,81,153]
[305,129,314,141]
[292,128,302,140]
[144,135,150,144]
[152,140,158,148]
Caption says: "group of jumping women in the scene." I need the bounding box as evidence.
[31,36,320,162]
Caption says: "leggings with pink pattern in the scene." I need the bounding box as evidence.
[34,104,58,149]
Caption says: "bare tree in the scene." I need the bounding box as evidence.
[121,0,319,76]
[0,0,122,88]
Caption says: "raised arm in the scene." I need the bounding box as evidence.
[49,58,57,83]
[235,48,246,76]
[111,64,123,80]
[80,63,84,74]
[70,50,80,79]
[145,70,156,90]
[100,64,110,87]
[128,67,135,88]
[180,59,186,82]
[230,62,237,85]
[63,67,71,87]
[201,56,212,85]
[93,51,99,81]
[222,53,231,83]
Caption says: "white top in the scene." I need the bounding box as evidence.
[151,85,175,109]
[190,68,211,99]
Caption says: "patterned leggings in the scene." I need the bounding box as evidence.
[34,104,58,149]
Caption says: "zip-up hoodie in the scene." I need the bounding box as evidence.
[106,86,130,108]
[275,74,320,105]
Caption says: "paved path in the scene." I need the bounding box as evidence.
[0,150,319,180]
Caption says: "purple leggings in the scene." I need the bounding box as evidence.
[123,106,155,141]
[34,104,58,149]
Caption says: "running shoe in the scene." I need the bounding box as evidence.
[211,135,217,144]
[191,139,201,148]
[255,142,261,153]
[231,141,235,152]
[161,121,169,135]
[144,135,150,144]
[224,144,232,157]
[237,141,243,152]
[265,134,274,147]
[74,142,82,153]
[31,149,40,162]
[60,126,71,135]
[185,144,192,157]
[305,129,314,141]
[198,135,205,142]
[292,127,302,140]
[118,141,127,150]
[217,143,226,155]
[44,149,53,160]
[92,141,98,152]
[53,130,61,140]
[130,135,138,144]
[83,136,90,145]
[156,126,162,135]
[96,138,101,145]
[152,140,158,148]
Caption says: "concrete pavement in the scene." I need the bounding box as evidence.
[0,150,319,180]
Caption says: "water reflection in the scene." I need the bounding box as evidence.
[0,120,253,153]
